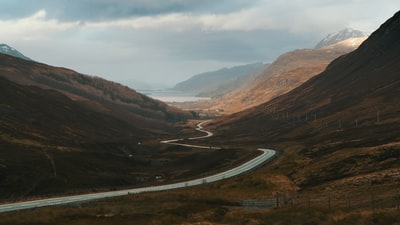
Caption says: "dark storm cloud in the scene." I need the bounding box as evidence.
[0,0,256,21]
[0,0,41,19]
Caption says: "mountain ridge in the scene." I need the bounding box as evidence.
[196,37,366,114]
[212,11,400,191]
[215,11,400,143]
[0,53,194,127]
[173,62,267,98]
[0,51,197,200]
[0,44,31,61]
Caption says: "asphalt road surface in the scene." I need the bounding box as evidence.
[0,121,276,213]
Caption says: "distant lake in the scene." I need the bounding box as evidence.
[138,89,210,103]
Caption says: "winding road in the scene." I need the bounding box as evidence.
[0,120,276,213]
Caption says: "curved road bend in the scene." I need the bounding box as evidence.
[160,120,219,149]
[0,121,276,213]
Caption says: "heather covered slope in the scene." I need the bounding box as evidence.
[0,53,198,201]
[0,53,194,129]
[0,77,146,144]
[212,11,400,191]
[0,77,148,200]
[203,37,366,114]
[214,10,399,140]
[0,11,399,225]
[0,76,255,201]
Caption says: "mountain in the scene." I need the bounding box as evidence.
[173,63,267,97]
[0,44,31,61]
[197,37,366,114]
[0,54,193,127]
[314,28,369,49]
[213,11,400,194]
[0,54,195,200]
[0,75,169,200]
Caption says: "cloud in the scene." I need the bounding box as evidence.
[0,0,257,22]
[76,0,400,34]
[75,5,275,32]
[2,1,398,37]
[1,9,80,41]
[1,1,399,88]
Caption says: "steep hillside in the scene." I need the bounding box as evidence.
[173,63,267,97]
[0,53,200,201]
[0,53,194,129]
[203,37,366,114]
[0,73,251,201]
[0,77,146,143]
[212,11,400,195]
[0,76,149,200]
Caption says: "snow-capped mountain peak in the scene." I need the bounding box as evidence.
[0,44,32,61]
[315,28,369,49]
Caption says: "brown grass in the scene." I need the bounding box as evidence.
[2,186,399,225]
[1,139,398,224]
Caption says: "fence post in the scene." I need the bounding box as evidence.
[328,194,331,210]
[347,194,350,210]
[283,189,287,207]
[276,192,280,208]
[371,192,375,210]
[290,193,294,208]
[376,111,380,124]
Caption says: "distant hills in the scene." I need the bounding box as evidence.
[314,28,368,49]
[217,19,398,136]
[0,44,31,61]
[173,28,368,102]
[173,63,268,98]
[213,11,400,192]
[0,53,193,125]
[171,28,368,114]
[188,36,366,114]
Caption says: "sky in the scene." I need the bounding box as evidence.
[0,1,399,89]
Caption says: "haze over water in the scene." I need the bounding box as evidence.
[139,89,210,103]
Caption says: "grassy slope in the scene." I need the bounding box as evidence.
[0,77,258,201]
[1,162,399,225]
[0,53,194,128]
[1,12,400,225]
